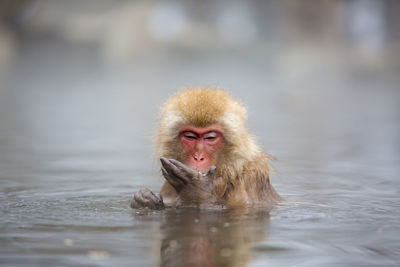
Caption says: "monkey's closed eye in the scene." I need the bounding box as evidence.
[204,132,218,140]
[183,132,197,140]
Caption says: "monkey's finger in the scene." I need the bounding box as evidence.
[142,188,156,200]
[162,167,184,191]
[161,167,175,183]
[145,191,164,209]
[160,158,181,177]
[160,158,190,183]
[133,191,147,208]
[130,198,140,209]
[138,188,153,199]
[168,158,199,178]
[133,188,164,209]
[134,189,150,204]
[136,188,157,204]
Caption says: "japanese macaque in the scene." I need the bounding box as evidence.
[130,88,280,209]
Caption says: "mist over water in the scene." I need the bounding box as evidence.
[1,1,400,266]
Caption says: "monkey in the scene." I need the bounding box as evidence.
[130,88,280,209]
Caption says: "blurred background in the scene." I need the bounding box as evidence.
[0,0,399,173]
[0,0,400,266]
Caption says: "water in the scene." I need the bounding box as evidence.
[1,39,400,266]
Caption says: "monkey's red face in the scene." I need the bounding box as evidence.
[179,125,223,172]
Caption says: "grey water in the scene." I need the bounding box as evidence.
[1,43,399,266]
[1,2,400,265]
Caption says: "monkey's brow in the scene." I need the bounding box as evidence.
[183,131,196,135]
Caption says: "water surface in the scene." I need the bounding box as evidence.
[1,39,400,266]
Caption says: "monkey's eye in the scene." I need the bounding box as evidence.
[183,132,197,140]
[204,132,218,140]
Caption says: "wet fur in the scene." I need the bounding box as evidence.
[157,88,280,208]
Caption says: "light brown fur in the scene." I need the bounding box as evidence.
[158,87,280,208]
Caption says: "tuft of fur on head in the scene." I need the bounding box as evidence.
[156,87,271,196]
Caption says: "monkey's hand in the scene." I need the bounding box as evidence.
[130,188,165,210]
[160,157,218,205]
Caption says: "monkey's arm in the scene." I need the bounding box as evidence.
[130,158,216,209]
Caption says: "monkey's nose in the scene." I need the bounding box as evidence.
[193,155,204,161]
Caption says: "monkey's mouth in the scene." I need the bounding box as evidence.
[187,159,213,173]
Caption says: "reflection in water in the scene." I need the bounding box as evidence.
[135,208,270,267]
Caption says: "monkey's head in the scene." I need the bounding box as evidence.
[156,88,261,174]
